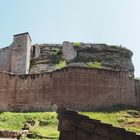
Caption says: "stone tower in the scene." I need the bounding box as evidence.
[11,32,32,74]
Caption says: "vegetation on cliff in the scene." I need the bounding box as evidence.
[56,60,66,69]
[30,43,134,75]
[87,61,102,69]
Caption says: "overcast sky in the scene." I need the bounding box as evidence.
[0,0,140,76]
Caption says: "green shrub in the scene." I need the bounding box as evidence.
[73,42,81,47]
[87,61,102,68]
[56,60,66,69]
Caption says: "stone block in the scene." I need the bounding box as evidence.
[78,119,96,134]
[59,132,77,140]
[60,119,77,132]
[94,123,112,136]
[62,41,77,61]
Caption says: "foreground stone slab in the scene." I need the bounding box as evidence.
[0,130,28,139]
[57,108,140,140]
[0,138,17,140]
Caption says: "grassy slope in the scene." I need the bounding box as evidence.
[0,107,140,139]
[0,112,59,139]
[81,109,140,134]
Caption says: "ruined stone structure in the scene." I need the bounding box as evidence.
[0,32,31,74]
[0,32,139,111]
[0,32,134,75]
[0,130,28,139]
[57,108,140,140]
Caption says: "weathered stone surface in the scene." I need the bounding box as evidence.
[57,108,140,140]
[30,63,57,73]
[135,80,140,107]
[0,67,139,112]
[0,33,32,74]
[30,42,134,75]
[62,41,77,62]
[0,130,28,138]
[11,32,31,74]
[22,120,39,130]
[74,43,134,74]
[32,44,40,58]
[0,47,11,72]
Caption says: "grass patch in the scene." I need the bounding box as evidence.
[0,107,140,139]
[80,107,140,134]
[30,126,59,139]
[80,111,127,127]
[0,112,58,130]
[0,112,59,140]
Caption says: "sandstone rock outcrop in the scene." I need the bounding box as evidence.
[30,42,134,76]
[73,43,134,75]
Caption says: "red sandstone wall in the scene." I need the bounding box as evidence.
[0,67,137,111]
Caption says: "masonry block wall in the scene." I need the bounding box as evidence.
[11,33,32,74]
[135,80,140,107]
[0,32,31,74]
[0,67,138,111]
[57,108,140,140]
[0,47,11,72]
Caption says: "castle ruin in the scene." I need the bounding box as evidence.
[0,32,134,75]
[0,32,139,111]
[0,33,31,74]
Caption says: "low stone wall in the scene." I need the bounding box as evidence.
[57,108,140,140]
[0,130,28,138]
